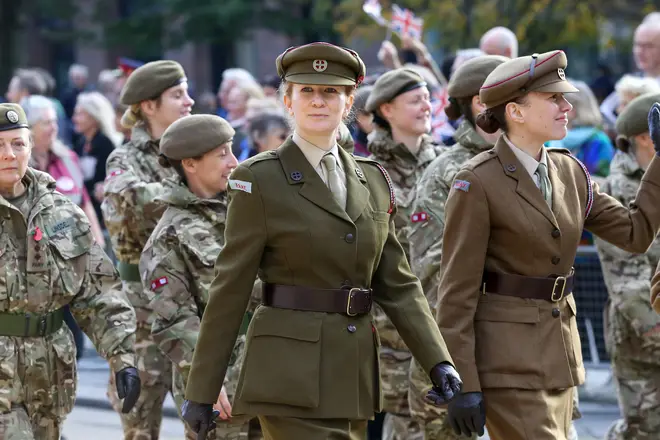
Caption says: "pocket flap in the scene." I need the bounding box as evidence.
[251,308,322,342]
[49,228,93,260]
[372,210,390,223]
[475,300,540,323]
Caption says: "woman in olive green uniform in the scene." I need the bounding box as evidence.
[181,43,461,440]
[139,114,262,439]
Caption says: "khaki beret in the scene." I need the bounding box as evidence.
[448,55,509,99]
[0,104,28,132]
[160,115,235,160]
[615,92,660,151]
[276,42,366,87]
[120,60,186,105]
[365,68,426,113]
[480,50,579,108]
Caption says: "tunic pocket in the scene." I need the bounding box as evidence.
[238,308,322,408]
[51,329,77,417]
[566,295,584,369]
[474,299,542,380]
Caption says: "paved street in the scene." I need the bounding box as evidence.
[65,343,619,439]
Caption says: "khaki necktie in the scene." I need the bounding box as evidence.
[321,153,346,209]
[535,162,552,207]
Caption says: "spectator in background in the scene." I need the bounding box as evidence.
[32,67,73,145]
[615,75,660,115]
[226,81,266,159]
[260,74,281,98]
[451,49,485,77]
[548,79,615,178]
[350,85,374,157]
[479,26,519,58]
[590,63,615,104]
[217,67,259,118]
[248,112,290,154]
[73,91,123,229]
[193,91,219,115]
[60,64,90,119]
[114,102,131,143]
[5,68,46,104]
[98,69,121,105]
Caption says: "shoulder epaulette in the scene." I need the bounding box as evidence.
[242,150,279,168]
[548,148,593,218]
[462,148,497,171]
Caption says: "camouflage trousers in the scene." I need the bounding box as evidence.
[379,350,421,440]
[0,406,62,440]
[108,322,173,440]
[605,302,660,439]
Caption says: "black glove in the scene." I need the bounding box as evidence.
[648,102,660,154]
[181,400,220,440]
[447,391,486,437]
[425,362,462,404]
[115,367,141,413]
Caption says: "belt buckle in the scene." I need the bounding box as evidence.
[551,276,567,302]
[346,288,360,317]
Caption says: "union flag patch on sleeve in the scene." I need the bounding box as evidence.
[411,212,429,223]
[150,277,169,290]
[453,180,470,192]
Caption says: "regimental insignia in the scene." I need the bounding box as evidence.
[6,110,19,124]
[313,60,328,72]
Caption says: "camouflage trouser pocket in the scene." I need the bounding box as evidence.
[0,339,17,414]
[51,330,77,417]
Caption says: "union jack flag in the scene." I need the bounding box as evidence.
[430,88,455,143]
[363,0,387,26]
[390,4,423,40]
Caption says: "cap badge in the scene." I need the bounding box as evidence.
[313,60,328,72]
[6,110,19,124]
[557,68,565,80]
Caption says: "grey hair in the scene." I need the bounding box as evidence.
[21,95,56,126]
[76,91,123,146]
[222,68,258,86]
[69,64,89,79]
[13,69,47,96]
[615,74,660,98]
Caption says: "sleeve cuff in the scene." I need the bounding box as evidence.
[108,353,136,373]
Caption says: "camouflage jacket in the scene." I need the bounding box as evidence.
[367,128,444,259]
[408,121,494,312]
[594,151,660,348]
[102,126,176,266]
[0,168,136,417]
[139,177,258,384]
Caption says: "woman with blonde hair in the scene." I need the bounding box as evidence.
[547,79,615,178]
[73,91,123,223]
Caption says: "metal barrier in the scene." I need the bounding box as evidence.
[573,246,610,365]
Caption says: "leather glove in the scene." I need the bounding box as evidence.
[648,102,660,154]
[115,367,141,413]
[447,391,486,437]
[181,400,220,440]
[425,362,463,404]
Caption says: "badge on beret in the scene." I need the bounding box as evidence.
[6,110,18,124]
[557,68,565,80]
[313,60,328,72]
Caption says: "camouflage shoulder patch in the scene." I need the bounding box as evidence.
[46,216,75,236]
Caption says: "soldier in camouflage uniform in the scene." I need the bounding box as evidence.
[102,60,195,439]
[594,92,660,439]
[0,103,140,440]
[406,55,505,440]
[139,114,263,440]
[364,68,445,440]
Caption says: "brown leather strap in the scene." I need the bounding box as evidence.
[482,270,574,302]
[262,283,373,316]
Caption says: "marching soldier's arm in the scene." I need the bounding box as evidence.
[72,242,137,373]
[102,149,167,256]
[652,260,660,314]
[436,168,490,393]
[370,179,453,376]
[185,165,267,404]
[141,234,201,384]
[585,155,660,254]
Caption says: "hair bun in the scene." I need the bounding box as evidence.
[444,98,462,121]
[475,109,501,134]
[615,135,631,152]
[158,154,172,168]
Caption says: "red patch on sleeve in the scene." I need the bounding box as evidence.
[150,277,169,290]
[106,170,124,181]
[411,212,429,223]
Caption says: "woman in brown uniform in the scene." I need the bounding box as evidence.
[430,50,660,439]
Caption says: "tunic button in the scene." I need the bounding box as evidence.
[551,256,560,265]
[551,229,560,238]
[34,245,41,251]
[345,233,355,243]
[347,325,357,333]
[552,308,561,318]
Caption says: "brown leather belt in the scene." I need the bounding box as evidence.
[482,269,574,302]
[262,283,373,316]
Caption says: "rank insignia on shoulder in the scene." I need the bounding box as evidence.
[453,180,470,192]
[150,277,169,290]
[411,212,429,223]
[229,179,252,194]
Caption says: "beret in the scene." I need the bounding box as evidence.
[480,50,578,108]
[448,55,509,99]
[0,104,28,132]
[615,92,660,151]
[160,115,235,160]
[120,60,186,105]
[276,42,366,87]
[365,68,426,113]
